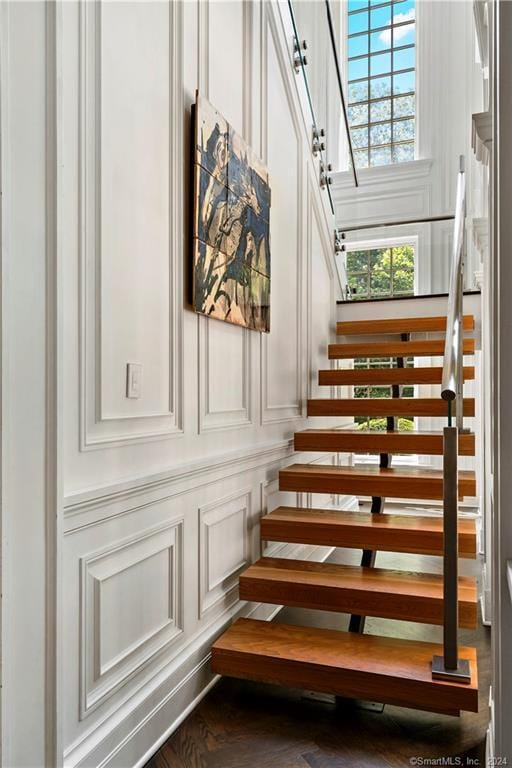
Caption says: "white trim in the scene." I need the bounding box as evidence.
[331,157,433,192]
[64,437,294,520]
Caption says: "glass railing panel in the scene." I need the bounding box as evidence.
[334,218,476,300]
[287,0,358,208]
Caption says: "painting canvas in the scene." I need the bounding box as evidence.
[192,94,271,332]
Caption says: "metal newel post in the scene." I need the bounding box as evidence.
[432,424,470,682]
[443,424,459,670]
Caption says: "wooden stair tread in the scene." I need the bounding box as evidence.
[240,558,477,628]
[279,464,476,500]
[336,315,475,336]
[328,338,475,360]
[294,428,476,455]
[307,397,475,417]
[261,506,477,558]
[318,366,475,386]
[211,618,479,715]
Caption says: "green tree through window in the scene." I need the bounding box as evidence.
[346,244,414,300]
[345,244,415,431]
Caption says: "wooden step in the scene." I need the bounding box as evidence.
[307,397,475,417]
[294,428,476,455]
[240,558,477,628]
[328,338,475,360]
[211,618,478,715]
[279,464,476,500]
[318,365,475,386]
[261,507,477,558]
[336,315,475,336]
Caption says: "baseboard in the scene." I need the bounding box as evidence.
[64,542,333,768]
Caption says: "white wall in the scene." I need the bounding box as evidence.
[1,1,349,766]
[0,2,60,765]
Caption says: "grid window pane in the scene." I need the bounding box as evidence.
[349,33,369,58]
[370,30,390,52]
[370,99,392,122]
[349,57,369,80]
[370,145,392,165]
[392,141,415,162]
[349,10,369,34]
[370,52,392,76]
[394,46,415,71]
[370,5,392,29]
[394,117,415,141]
[348,0,416,168]
[348,103,370,126]
[349,0,368,11]
[394,94,415,117]
[348,81,369,104]
[395,22,415,45]
[370,122,392,146]
[352,126,369,148]
[393,0,415,22]
[393,69,415,95]
[353,149,369,168]
[346,245,415,300]
[370,75,392,100]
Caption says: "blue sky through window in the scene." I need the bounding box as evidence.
[347,0,416,168]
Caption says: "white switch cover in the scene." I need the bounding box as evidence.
[126,362,142,399]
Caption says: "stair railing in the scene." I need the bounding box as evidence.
[432,156,471,683]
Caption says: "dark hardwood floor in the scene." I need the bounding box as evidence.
[146,540,490,768]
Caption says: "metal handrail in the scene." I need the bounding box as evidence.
[432,155,471,685]
[337,214,455,236]
[441,156,467,413]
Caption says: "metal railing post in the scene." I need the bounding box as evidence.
[432,425,470,681]
[455,270,464,432]
[433,155,471,684]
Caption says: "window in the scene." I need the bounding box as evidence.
[347,0,416,168]
[353,356,414,431]
[346,244,415,300]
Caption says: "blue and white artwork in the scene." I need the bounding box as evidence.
[193,94,271,332]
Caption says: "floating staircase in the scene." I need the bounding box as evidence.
[211,314,479,715]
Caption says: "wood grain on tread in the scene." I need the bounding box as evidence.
[294,428,476,455]
[240,558,477,628]
[261,506,477,558]
[328,338,475,359]
[279,464,476,500]
[318,365,475,386]
[211,618,479,715]
[336,315,475,336]
[307,397,475,417]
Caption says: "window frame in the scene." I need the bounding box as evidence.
[344,237,418,301]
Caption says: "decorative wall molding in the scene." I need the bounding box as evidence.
[260,4,304,425]
[198,488,252,619]
[198,318,252,433]
[331,160,433,240]
[472,111,492,166]
[196,0,254,434]
[471,216,489,265]
[79,520,183,718]
[63,438,295,532]
[332,158,433,194]
[474,0,489,70]
[78,0,184,449]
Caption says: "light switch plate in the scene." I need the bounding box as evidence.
[126,362,142,399]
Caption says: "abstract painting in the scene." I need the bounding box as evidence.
[192,94,271,332]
